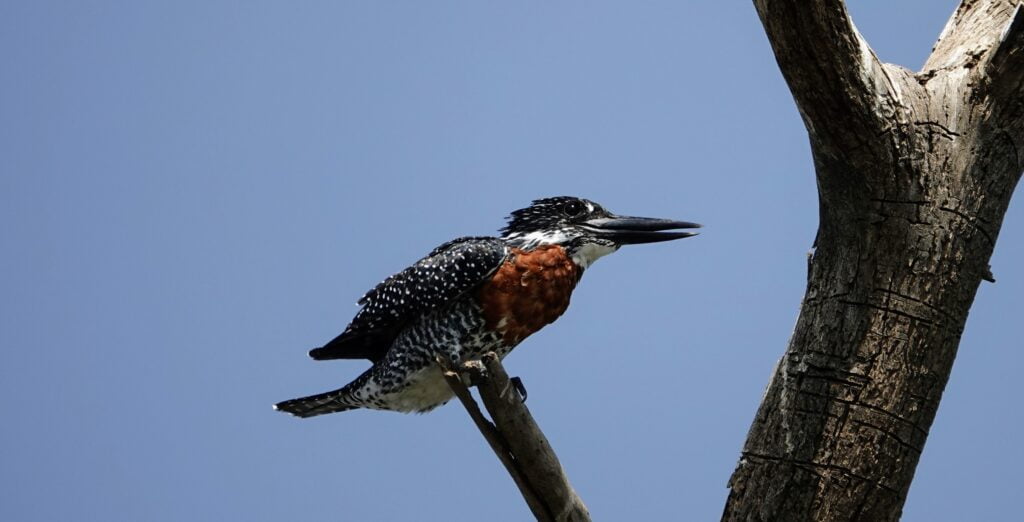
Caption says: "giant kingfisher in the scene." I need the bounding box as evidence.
[275,196,699,417]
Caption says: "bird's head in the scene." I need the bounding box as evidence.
[500,196,700,268]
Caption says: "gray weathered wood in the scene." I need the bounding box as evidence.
[723,1,1024,520]
[475,354,590,522]
[441,354,590,522]
[438,357,552,521]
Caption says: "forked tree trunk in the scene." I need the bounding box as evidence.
[723,1,1023,520]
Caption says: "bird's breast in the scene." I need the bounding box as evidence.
[476,245,582,345]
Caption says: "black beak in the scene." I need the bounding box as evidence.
[581,215,702,245]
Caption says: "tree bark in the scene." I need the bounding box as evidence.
[440,354,590,522]
[723,1,1023,521]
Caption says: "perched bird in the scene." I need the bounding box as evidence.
[274,196,699,417]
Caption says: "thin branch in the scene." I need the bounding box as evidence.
[439,354,590,522]
[475,354,589,522]
[437,357,553,522]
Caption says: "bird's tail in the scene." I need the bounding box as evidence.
[274,388,359,418]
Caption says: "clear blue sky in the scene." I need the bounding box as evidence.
[2,2,1020,521]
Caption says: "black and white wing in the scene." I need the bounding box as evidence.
[308,236,509,362]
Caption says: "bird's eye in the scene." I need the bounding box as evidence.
[562,200,587,218]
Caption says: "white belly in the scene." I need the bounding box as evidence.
[379,365,456,413]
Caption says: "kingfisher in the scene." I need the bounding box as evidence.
[274,196,699,418]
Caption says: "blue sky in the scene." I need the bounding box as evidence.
[1,1,1020,521]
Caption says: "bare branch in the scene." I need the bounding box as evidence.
[989,3,1024,75]
[923,1,1024,217]
[983,3,1024,170]
[475,354,590,522]
[440,354,590,522]
[924,0,1021,76]
[753,0,896,160]
[437,357,551,521]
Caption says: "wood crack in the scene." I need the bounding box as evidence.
[868,198,929,205]
[913,120,961,138]
[937,206,996,245]
[739,451,900,495]
[870,287,958,323]
[849,418,924,455]
[796,389,930,438]
[837,299,936,326]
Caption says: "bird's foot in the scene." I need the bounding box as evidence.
[510,376,528,402]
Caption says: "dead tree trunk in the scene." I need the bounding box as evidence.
[723,1,1023,520]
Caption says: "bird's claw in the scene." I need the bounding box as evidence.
[510,376,528,402]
